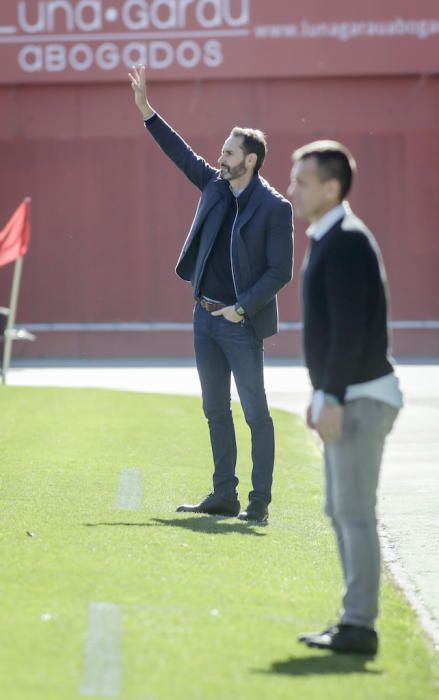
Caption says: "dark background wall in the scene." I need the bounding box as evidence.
[1,73,438,357]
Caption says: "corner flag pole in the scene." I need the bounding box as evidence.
[1,256,24,384]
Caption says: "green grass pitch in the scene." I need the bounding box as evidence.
[0,386,438,699]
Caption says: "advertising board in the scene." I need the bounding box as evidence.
[0,1,438,83]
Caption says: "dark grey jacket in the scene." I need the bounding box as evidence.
[145,114,294,339]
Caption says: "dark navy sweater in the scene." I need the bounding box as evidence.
[200,179,255,304]
[301,212,394,402]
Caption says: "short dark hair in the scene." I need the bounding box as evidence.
[231,127,267,173]
[293,140,356,200]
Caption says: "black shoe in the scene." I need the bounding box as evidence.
[238,499,268,523]
[176,492,240,517]
[301,623,378,655]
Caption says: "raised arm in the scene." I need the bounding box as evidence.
[128,64,155,119]
[129,65,217,191]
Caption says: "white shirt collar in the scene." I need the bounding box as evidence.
[306,201,351,241]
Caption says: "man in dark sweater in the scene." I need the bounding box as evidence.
[288,141,403,654]
[129,65,294,523]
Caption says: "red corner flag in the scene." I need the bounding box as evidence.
[0,198,31,268]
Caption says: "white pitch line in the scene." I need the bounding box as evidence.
[16,319,439,332]
[80,602,122,698]
[115,468,142,511]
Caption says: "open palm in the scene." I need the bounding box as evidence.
[128,64,153,117]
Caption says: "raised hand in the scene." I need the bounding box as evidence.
[128,64,154,118]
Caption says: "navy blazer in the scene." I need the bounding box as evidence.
[145,114,294,339]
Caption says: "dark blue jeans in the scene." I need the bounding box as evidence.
[193,303,274,505]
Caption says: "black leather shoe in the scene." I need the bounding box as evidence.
[301,624,378,655]
[176,492,240,516]
[238,499,268,523]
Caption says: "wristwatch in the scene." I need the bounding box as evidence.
[234,304,245,316]
[323,393,340,406]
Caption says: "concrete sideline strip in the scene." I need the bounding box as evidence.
[380,525,439,652]
[80,602,122,698]
[115,468,142,511]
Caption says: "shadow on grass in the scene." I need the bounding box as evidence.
[255,653,382,676]
[151,516,267,536]
[83,516,267,537]
[83,522,154,527]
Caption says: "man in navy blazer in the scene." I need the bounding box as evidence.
[130,65,294,522]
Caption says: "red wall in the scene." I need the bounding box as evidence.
[1,74,438,358]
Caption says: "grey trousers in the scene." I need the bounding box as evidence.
[324,398,399,629]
